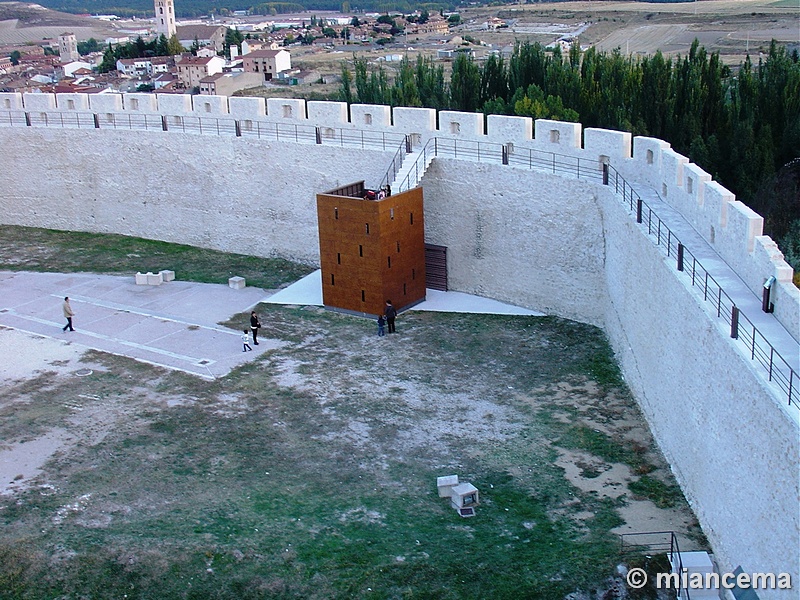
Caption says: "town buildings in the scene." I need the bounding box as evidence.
[198,71,262,95]
[242,48,291,82]
[176,24,226,53]
[175,54,224,89]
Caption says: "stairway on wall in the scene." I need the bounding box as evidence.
[389,147,435,193]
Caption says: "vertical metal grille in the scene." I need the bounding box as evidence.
[425,244,448,291]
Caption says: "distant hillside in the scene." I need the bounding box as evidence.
[6,0,693,26]
[0,1,114,23]
[16,0,684,19]
[0,2,117,44]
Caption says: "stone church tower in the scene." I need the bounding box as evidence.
[58,33,79,63]
[154,0,176,38]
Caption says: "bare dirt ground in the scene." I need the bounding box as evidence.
[0,328,112,495]
[0,2,117,45]
[473,0,798,64]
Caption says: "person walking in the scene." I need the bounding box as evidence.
[242,329,253,352]
[62,297,75,332]
[384,300,397,334]
[250,311,261,345]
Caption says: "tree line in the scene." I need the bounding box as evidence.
[340,41,800,269]
[36,0,458,18]
[98,34,185,72]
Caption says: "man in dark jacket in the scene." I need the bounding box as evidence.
[250,311,261,345]
[384,300,397,334]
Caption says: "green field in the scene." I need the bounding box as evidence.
[0,225,314,290]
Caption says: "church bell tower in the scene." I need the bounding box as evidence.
[154,0,176,39]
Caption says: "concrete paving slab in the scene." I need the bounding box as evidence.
[0,271,275,380]
[264,269,545,316]
[411,288,544,315]
[0,270,548,381]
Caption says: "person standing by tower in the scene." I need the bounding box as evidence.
[377,314,386,337]
[384,300,397,334]
[250,311,261,345]
[62,297,75,332]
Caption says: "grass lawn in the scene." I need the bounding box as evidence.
[0,225,314,290]
[0,227,705,599]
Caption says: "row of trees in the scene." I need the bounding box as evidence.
[339,41,800,264]
[98,34,184,72]
[340,55,447,109]
[39,0,459,18]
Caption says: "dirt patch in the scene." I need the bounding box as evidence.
[613,499,697,547]
[0,428,70,496]
[0,328,83,384]
[555,448,633,499]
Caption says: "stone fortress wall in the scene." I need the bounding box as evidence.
[0,91,797,596]
[1,90,794,338]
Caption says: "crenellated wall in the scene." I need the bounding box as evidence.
[0,87,795,357]
[0,92,797,596]
[600,187,799,590]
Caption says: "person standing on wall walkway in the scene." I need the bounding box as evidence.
[384,300,397,334]
[62,297,75,332]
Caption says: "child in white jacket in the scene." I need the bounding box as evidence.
[242,330,253,352]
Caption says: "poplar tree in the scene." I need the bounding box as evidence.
[449,53,480,112]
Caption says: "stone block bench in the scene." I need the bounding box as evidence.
[134,270,175,286]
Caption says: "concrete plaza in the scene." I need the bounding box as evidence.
[0,270,542,379]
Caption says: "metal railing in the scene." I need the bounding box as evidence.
[391,136,605,193]
[392,138,438,192]
[0,109,406,151]
[507,146,605,183]
[619,531,693,599]
[606,164,798,409]
[377,136,411,192]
